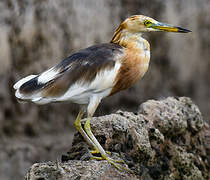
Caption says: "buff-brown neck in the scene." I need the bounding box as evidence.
[110,19,150,52]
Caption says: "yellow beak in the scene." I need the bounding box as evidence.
[152,22,191,33]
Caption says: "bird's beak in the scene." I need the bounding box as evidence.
[152,22,191,33]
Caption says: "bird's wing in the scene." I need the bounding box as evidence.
[18,43,125,101]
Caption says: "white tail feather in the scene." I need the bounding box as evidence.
[13,74,53,105]
[38,67,58,84]
[13,75,37,89]
[14,74,38,101]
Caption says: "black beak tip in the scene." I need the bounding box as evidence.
[178,27,192,33]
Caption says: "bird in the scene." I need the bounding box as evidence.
[13,15,191,172]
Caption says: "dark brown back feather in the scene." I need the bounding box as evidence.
[42,43,124,97]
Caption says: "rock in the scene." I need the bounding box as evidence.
[25,97,210,180]
[138,97,204,135]
[25,161,137,180]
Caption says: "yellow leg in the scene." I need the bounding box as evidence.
[89,149,111,156]
[74,110,96,149]
[84,116,132,173]
[74,110,105,153]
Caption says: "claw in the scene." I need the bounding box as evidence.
[90,155,124,162]
[91,155,132,173]
[90,149,111,156]
[112,158,125,164]
[102,155,133,173]
[90,156,104,160]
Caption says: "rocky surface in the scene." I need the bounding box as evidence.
[25,97,210,180]
[25,161,137,180]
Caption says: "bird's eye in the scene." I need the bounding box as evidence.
[144,20,151,26]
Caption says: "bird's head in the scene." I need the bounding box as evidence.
[121,15,191,33]
[111,15,191,43]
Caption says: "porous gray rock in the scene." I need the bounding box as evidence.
[25,97,210,180]
[25,161,137,180]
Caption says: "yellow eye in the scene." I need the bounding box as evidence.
[144,20,151,26]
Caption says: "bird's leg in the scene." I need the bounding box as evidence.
[74,109,108,154]
[74,109,96,149]
[84,116,106,155]
[83,97,132,172]
[84,116,121,159]
[84,115,132,172]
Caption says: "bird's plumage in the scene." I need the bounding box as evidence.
[13,14,191,108]
[14,43,125,104]
[13,15,191,171]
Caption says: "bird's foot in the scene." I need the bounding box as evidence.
[90,155,124,163]
[90,153,132,173]
[105,156,132,173]
[89,149,112,156]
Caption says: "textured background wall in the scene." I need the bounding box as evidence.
[0,0,209,179]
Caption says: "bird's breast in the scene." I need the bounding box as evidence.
[110,41,150,95]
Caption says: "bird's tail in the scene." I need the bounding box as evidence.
[13,74,49,104]
[14,66,61,104]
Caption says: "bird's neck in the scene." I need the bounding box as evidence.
[111,29,150,51]
[110,28,151,96]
